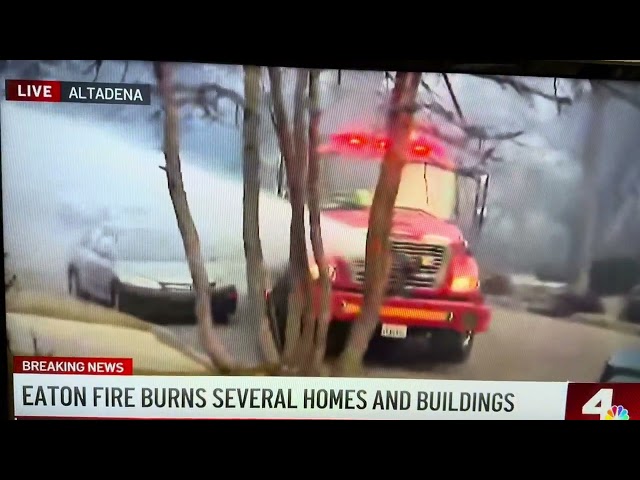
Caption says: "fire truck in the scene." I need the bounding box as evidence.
[268,127,491,363]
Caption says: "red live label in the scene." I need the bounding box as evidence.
[5,80,61,102]
[565,383,640,420]
[13,356,133,375]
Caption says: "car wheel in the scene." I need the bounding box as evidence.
[110,282,121,311]
[432,330,474,363]
[267,276,347,358]
[68,269,82,298]
[325,322,350,357]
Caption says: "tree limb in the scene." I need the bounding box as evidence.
[386,73,526,147]
[154,61,235,372]
[473,74,573,107]
[337,71,422,376]
[442,73,465,122]
[242,65,280,366]
[308,69,332,372]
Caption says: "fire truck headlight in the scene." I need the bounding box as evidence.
[450,275,479,293]
[310,263,337,282]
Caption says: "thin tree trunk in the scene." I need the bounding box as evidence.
[336,72,422,376]
[242,65,280,366]
[291,70,316,366]
[154,62,234,372]
[268,68,311,368]
[308,70,332,372]
[572,82,608,296]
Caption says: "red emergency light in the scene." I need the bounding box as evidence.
[327,132,434,158]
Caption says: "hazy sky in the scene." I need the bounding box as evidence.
[2,61,640,281]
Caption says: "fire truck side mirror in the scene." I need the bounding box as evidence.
[475,173,490,230]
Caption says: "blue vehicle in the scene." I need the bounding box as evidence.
[599,349,640,382]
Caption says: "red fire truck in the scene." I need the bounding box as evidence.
[268,128,491,363]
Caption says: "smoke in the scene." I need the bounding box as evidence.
[420,74,640,278]
[4,62,640,285]
[1,103,365,295]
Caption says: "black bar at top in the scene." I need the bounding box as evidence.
[60,82,151,105]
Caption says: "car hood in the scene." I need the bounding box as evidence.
[114,261,229,285]
[321,208,463,243]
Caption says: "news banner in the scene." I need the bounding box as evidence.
[10,357,639,420]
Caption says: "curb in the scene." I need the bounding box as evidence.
[564,313,640,337]
[487,295,640,337]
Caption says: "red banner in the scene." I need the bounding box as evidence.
[13,356,133,375]
[565,383,639,420]
[5,80,61,102]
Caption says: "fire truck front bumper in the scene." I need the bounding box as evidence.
[330,290,491,333]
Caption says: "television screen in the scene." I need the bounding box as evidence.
[3,60,640,420]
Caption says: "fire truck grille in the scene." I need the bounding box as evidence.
[350,241,447,290]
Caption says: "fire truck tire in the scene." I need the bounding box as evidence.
[267,276,349,357]
[432,330,474,363]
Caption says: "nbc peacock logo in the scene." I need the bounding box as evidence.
[605,405,630,420]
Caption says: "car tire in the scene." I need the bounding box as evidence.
[211,285,237,326]
[68,269,83,299]
[432,330,474,363]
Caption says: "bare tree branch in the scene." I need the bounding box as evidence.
[386,74,525,149]
[152,83,245,121]
[121,61,129,83]
[86,60,103,81]
[308,69,331,372]
[154,61,235,372]
[473,74,573,107]
[442,73,465,122]
[419,78,441,101]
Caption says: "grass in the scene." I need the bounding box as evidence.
[6,290,216,375]
[5,291,324,378]
[6,290,153,331]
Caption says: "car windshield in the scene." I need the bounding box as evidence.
[115,228,188,262]
[320,157,458,220]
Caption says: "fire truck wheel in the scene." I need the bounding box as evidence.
[267,276,349,358]
[432,330,474,363]
[325,322,350,357]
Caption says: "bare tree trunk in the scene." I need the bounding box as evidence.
[291,70,316,367]
[243,65,280,366]
[572,82,609,296]
[154,62,235,372]
[336,72,422,376]
[308,70,332,372]
[268,68,313,369]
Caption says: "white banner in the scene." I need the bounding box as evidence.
[13,374,569,420]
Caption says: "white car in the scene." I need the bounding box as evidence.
[67,223,238,325]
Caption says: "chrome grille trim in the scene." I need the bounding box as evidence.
[350,241,447,289]
[159,283,217,291]
[161,282,192,291]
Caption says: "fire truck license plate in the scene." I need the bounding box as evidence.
[381,324,407,339]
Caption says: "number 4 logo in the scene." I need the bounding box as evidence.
[582,388,613,420]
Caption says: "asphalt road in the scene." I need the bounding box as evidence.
[365,306,640,382]
[10,261,640,382]
[168,292,640,382]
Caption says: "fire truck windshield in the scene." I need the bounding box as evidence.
[320,159,458,221]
